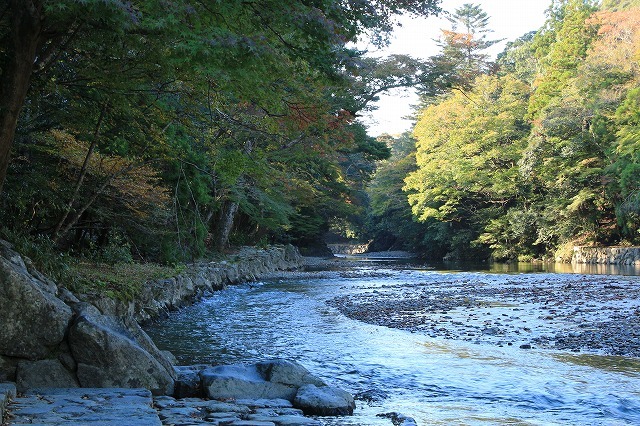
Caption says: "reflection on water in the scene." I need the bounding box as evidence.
[339,254,640,276]
[146,267,640,425]
[554,354,640,377]
[432,260,640,276]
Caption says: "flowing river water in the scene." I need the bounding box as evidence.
[145,260,640,425]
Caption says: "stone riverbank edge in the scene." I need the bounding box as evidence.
[0,240,366,425]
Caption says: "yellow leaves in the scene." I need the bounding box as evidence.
[585,8,640,86]
[49,130,170,218]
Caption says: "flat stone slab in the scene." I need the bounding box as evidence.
[247,414,323,425]
[153,395,324,426]
[1,382,17,421]
[8,388,161,426]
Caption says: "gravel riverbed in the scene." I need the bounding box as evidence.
[291,256,640,358]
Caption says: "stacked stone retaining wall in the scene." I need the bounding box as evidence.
[327,243,370,255]
[0,241,303,394]
[572,246,640,265]
[134,245,302,323]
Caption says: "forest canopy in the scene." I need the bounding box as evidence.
[2,0,640,268]
[367,0,640,261]
[0,0,439,263]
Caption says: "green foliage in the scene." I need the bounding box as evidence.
[399,1,640,261]
[0,228,73,285]
[1,0,442,275]
[69,261,184,302]
[601,0,640,10]
[419,2,502,100]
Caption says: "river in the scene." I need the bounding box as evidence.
[145,261,640,425]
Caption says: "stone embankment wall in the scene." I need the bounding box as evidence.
[327,242,370,255]
[0,240,302,395]
[572,246,640,265]
[134,245,302,323]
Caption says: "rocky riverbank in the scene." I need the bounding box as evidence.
[323,262,640,358]
[134,245,303,323]
[4,360,355,426]
[1,239,363,426]
[0,239,304,393]
[571,246,640,265]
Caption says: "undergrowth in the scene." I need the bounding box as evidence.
[1,228,184,302]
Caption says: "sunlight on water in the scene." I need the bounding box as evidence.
[146,267,640,425]
[553,354,640,377]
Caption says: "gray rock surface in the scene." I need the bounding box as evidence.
[0,240,72,360]
[15,359,78,392]
[201,363,298,401]
[9,387,161,425]
[68,303,175,395]
[153,395,321,426]
[293,384,356,416]
[174,364,207,398]
[570,246,640,265]
[1,382,17,422]
[0,356,18,382]
[256,359,326,388]
[201,360,330,403]
[378,412,418,426]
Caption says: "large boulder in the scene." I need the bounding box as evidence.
[293,384,355,416]
[68,303,175,395]
[201,363,298,401]
[0,240,72,360]
[0,356,18,382]
[0,382,17,421]
[256,359,325,388]
[174,365,208,398]
[201,360,335,405]
[15,359,79,392]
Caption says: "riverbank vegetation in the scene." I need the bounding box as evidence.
[2,0,639,273]
[367,0,640,261]
[0,0,440,269]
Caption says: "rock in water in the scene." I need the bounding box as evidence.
[201,363,298,401]
[201,359,354,417]
[293,384,356,416]
[256,359,326,388]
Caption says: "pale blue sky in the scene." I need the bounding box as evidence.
[362,0,550,136]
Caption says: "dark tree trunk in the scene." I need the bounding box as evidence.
[0,0,43,193]
[214,201,239,251]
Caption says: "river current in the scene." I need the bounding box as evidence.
[146,263,640,425]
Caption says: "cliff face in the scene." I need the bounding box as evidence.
[0,240,302,394]
[571,246,640,265]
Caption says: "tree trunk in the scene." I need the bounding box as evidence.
[212,139,253,251]
[214,201,239,251]
[0,0,43,193]
[52,103,107,241]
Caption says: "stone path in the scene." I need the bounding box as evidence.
[1,383,16,422]
[6,388,160,426]
[1,385,324,426]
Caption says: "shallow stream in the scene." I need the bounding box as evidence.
[146,263,640,425]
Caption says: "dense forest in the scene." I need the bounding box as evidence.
[0,0,439,268]
[1,0,639,277]
[367,0,640,262]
